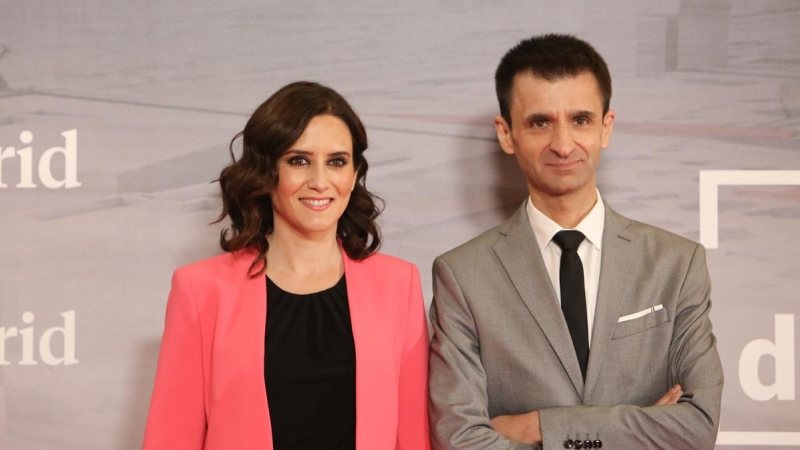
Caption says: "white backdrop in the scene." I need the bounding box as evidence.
[0,0,798,448]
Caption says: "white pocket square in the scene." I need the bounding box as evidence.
[618,304,664,323]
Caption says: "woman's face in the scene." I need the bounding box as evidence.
[270,114,357,238]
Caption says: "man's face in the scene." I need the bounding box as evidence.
[494,71,615,202]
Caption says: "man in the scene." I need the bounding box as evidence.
[428,34,723,449]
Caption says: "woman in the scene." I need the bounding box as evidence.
[143,81,430,450]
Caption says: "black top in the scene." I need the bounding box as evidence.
[264,275,356,450]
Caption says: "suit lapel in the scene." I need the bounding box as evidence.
[492,203,585,398]
[583,205,639,402]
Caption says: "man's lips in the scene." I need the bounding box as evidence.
[548,160,582,170]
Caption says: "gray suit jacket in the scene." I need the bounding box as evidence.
[429,201,723,449]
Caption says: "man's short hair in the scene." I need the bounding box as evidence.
[495,33,612,126]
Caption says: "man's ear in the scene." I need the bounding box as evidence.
[601,109,616,149]
[494,115,515,155]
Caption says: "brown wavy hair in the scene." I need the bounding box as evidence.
[215,81,382,276]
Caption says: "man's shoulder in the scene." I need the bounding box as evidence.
[436,219,514,270]
[612,208,701,254]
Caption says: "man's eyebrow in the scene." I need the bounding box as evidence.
[572,110,597,118]
[524,113,552,123]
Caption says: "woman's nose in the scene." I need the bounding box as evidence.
[306,163,330,191]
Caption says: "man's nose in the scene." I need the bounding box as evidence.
[550,125,574,157]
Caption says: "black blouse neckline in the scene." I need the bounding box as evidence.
[265,274,346,297]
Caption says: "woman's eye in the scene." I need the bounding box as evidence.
[288,156,308,165]
[329,158,347,167]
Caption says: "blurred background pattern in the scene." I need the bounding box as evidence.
[0,0,798,448]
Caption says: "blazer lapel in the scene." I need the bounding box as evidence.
[342,250,388,450]
[220,248,272,449]
[492,203,585,398]
[583,205,639,402]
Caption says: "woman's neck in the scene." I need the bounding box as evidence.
[266,224,343,293]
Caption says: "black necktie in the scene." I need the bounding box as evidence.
[553,230,589,380]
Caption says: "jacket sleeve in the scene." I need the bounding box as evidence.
[143,268,207,449]
[397,264,432,450]
[428,256,534,450]
[538,244,723,449]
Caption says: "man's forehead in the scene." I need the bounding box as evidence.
[509,71,604,108]
[512,70,601,91]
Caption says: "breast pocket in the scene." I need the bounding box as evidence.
[612,306,670,339]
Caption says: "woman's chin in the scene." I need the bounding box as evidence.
[293,221,340,237]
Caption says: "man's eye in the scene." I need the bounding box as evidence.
[533,120,547,128]
[575,117,589,125]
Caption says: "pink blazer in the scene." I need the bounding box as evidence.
[143,247,430,450]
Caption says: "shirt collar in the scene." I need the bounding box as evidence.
[526,190,606,252]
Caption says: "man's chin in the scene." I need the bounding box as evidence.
[535,181,591,199]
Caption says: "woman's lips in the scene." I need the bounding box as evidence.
[300,198,333,210]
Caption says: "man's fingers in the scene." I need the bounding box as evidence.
[654,384,683,406]
[653,386,676,405]
[670,384,684,403]
[654,391,671,406]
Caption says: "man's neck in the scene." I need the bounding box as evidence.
[529,187,598,229]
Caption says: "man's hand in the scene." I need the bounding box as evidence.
[490,384,682,445]
[654,384,683,406]
[490,411,542,446]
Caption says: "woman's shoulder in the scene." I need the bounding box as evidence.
[173,248,257,281]
[349,252,421,288]
[356,251,417,272]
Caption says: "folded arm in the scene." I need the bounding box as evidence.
[428,256,534,450]
[491,385,684,446]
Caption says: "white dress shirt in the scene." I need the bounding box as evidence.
[526,191,605,346]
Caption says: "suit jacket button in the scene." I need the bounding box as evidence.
[593,439,603,448]
[583,439,593,448]
[574,440,584,449]
[563,439,574,448]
